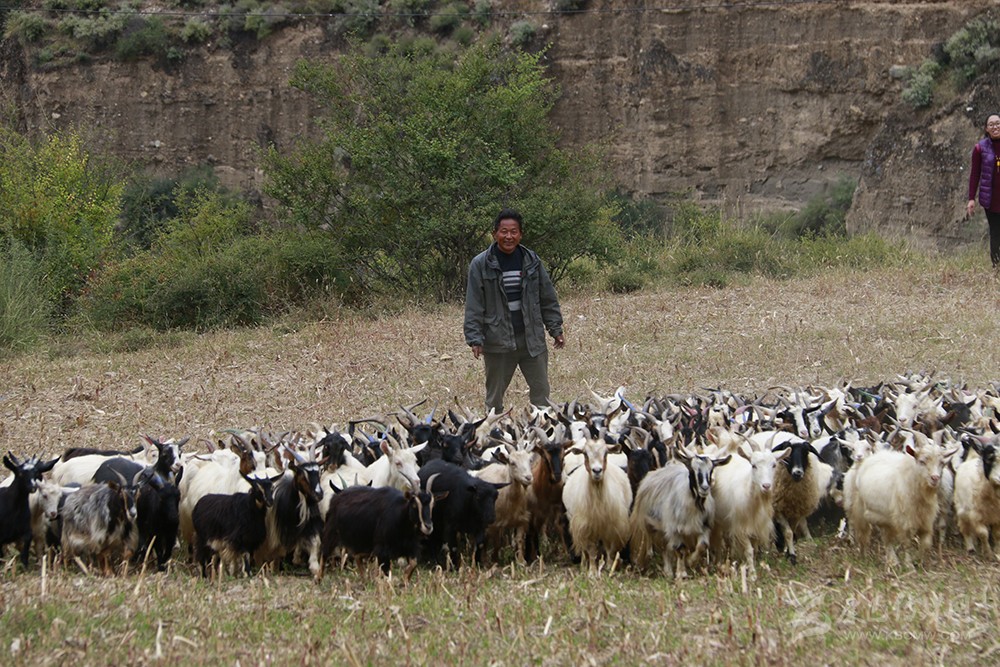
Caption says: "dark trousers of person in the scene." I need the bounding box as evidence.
[483,332,550,412]
[988,211,1000,268]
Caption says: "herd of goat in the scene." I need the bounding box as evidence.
[3,371,1000,581]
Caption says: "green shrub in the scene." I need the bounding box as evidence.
[180,17,213,43]
[58,9,129,50]
[119,166,230,250]
[944,17,1000,84]
[472,0,491,27]
[0,242,51,353]
[669,201,724,244]
[336,0,380,36]
[4,11,51,43]
[608,190,666,239]
[901,58,941,108]
[389,0,433,26]
[509,20,536,48]
[429,2,467,35]
[244,4,289,40]
[115,17,169,60]
[0,128,123,308]
[366,32,392,55]
[452,24,474,46]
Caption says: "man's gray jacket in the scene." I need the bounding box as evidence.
[464,243,563,357]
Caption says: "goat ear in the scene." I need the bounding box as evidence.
[433,491,450,502]
[3,454,16,472]
[38,457,59,474]
[492,450,510,465]
[713,454,733,467]
[807,445,822,459]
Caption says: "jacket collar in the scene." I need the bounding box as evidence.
[486,242,537,270]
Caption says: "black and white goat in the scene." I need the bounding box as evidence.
[61,470,143,575]
[257,446,325,579]
[94,459,183,571]
[0,453,58,568]
[630,447,731,578]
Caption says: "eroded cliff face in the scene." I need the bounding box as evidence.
[0,1,994,248]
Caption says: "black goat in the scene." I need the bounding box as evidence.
[0,453,58,568]
[192,474,279,577]
[319,474,447,581]
[93,459,183,571]
[417,459,505,568]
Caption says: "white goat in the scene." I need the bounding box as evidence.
[364,437,424,491]
[561,437,632,570]
[953,436,1000,559]
[843,433,958,567]
[710,437,791,579]
[472,441,535,564]
[630,448,731,578]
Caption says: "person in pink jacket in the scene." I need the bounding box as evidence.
[967,114,1000,267]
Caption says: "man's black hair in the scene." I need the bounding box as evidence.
[493,208,524,233]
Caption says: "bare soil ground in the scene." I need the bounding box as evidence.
[2,264,1000,665]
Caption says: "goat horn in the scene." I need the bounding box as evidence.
[426,473,440,496]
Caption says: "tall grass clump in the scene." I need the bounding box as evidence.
[0,242,52,353]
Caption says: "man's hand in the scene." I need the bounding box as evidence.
[471,345,482,360]
[967,199,977,219]
[554,334,565,349]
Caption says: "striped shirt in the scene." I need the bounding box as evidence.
[495,246,525,335]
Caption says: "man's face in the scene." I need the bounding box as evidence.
[493,219,522,254]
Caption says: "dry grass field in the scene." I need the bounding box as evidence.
[3,262,1000,665]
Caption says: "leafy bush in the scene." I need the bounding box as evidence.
[58,8,129,50]
[607,190,666,239]
[180,17,213,43]
[87,189,351,330]
[115,16,169,60]
[429,2,467,35]
[389,0,434,26]
[472,0,491,27]
[118,166,231,250]
[266,39,619,300]
[244,4,290,39]
[0,242,52,353]
[336,0,380,36]
[901,58,941,108]
[4,11,51,43]
[944,16,1000,84]
[669,201,724,244]
[0,128,123,308]
[790,175,856,238]
[453,24,475,46]
[509,20,535,48]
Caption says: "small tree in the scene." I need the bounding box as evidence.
[264,38,619,300]
[0,127,123,308]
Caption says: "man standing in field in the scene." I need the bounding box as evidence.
[464,208,565,412]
